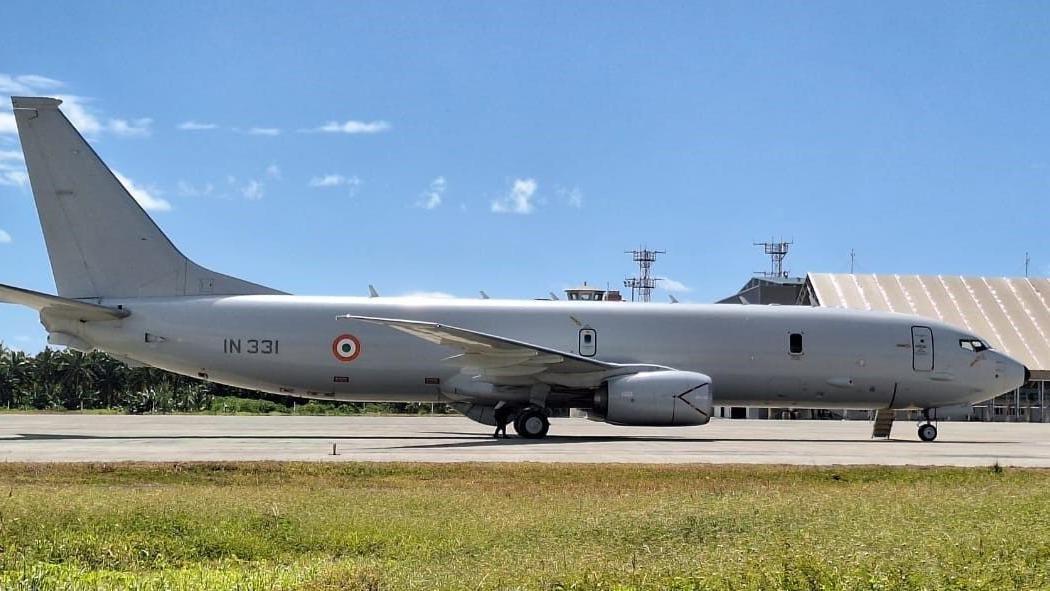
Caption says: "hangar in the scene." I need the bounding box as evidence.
[800,273,1050,421]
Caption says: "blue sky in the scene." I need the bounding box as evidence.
[1,1,1048,352]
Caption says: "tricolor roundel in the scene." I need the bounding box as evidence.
[332,334,362,362]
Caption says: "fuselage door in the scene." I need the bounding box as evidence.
[911,326,934,371]
[579,328,597,357]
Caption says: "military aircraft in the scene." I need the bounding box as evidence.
[0,97,1029,441]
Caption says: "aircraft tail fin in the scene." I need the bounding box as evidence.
[11,96,283,299]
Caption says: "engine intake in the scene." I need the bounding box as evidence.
[592,370,713,426]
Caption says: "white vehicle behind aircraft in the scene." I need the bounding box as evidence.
[0,97,1029,441]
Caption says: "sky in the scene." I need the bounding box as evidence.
[1,1,1048,352]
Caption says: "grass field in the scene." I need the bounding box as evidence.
[0,463,1048,590]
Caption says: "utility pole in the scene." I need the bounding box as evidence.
[1025,252,1030,278]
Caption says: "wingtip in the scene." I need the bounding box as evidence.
[11,96,63,109]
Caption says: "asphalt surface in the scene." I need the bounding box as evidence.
[1,415,1049,466]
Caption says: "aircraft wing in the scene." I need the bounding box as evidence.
[338,315,668,387]
[0,283,129,322]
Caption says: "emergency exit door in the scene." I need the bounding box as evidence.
[579,328,597,357]
[911,326,934,371]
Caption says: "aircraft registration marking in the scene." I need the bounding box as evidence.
[224,338,279,355]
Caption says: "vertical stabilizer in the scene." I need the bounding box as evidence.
[12,96,282,299]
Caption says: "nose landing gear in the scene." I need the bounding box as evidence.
[918,409,938,442]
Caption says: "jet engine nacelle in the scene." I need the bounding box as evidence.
[592,370,713,426]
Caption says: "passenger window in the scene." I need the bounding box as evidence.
[789,333,803,355]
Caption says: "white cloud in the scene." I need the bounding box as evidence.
[113,170,172,212]
[557,185,584,208]
[106,117,152,137]
[0,148,27,187]
[309,174,348,187]
[309,174,361,196]
[0,229,11,243]
[241,180,264,200]
[309,120,391,134]
[177,121,218,131]
[265,163,282,180]
[52,95,152,138]
[0,169,28,187]
[661,278,692,293]
[0,74,63,94]
[491,178,538,214]
[50,95,102,136]
[247,127,280,136]
[11,75,63,90]
[0,113,15,135]
[1,75,153,140]
[176,180,214,197]
[416,176,446,210]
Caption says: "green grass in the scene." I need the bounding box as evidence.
[0,463,1048,590]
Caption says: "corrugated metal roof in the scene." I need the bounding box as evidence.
[806,273,1050,377]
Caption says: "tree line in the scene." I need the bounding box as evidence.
[0,343,445,415]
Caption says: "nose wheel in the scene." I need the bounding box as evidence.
[918,408,938,442]
[514,407,550,439]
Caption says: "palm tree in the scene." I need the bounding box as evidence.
[29,347,61,408]
[57,349,97,410]
[90,352,127,409]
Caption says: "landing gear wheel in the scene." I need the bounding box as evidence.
[514,408,550,439]
[918,423,938,442]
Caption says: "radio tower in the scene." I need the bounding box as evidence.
[754,239,792,279]
[624,248,665,302]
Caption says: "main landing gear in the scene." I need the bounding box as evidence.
[513,406,550,439]
[918,409,938,442]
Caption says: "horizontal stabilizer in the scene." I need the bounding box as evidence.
[0,283,129,321]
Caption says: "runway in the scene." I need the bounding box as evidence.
[2,415,1050,466]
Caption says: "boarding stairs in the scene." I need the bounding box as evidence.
[871,409,896,439]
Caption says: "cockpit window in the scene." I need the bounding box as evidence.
[959,339,990,352]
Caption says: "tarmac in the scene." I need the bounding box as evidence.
[1,415,1050,466]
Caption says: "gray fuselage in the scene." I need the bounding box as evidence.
[66,296,1024,412]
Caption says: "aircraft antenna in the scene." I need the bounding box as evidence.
[624,247,665,302]
[754,239,792,279]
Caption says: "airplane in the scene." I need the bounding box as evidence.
[0,97,1029,441]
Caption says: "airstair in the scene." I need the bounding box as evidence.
[871,409,895,439]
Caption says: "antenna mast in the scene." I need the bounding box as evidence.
[754,239,792,278]
[624,247,665,302]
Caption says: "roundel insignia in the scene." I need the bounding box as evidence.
[332,334,362,362]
